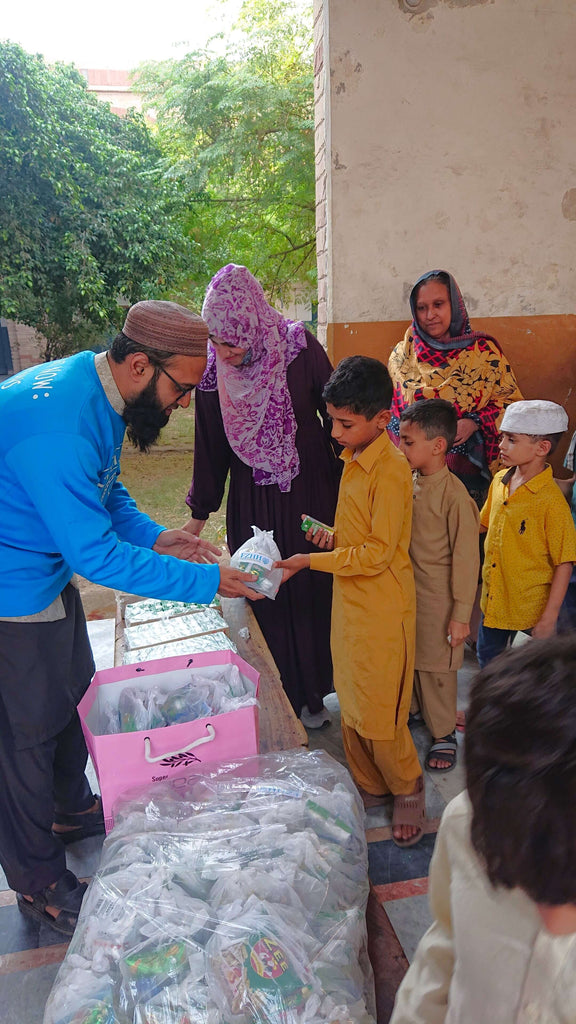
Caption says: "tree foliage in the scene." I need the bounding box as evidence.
[0,42,194,359]
[136,0,315,306]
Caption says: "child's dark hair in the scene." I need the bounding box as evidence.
[400,398,458,451]
[323,356,393,419]
[465,635,576,905]
[526,432,564,455]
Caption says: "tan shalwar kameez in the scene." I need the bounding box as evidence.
[410,466,479,739]
[309,432,421,796]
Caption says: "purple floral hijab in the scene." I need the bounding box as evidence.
[198,264,307,492]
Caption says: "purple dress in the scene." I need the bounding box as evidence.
[186,331,342,716]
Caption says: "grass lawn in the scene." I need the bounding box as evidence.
[119,400,228,543]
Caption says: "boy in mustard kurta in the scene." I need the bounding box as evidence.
[399,399,479,773]
[478,399,576,668]
[276,356,425,847]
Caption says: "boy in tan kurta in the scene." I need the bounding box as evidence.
[276,356,425,847]
[399,400,479,771]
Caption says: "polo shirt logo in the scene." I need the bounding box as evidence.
[519,520,526,535]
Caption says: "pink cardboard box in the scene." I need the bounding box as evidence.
[78,651,260,831]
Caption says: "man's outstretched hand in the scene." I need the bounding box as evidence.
[217,566,265,600]
[153,529,221,563]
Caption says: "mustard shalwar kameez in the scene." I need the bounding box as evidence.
[309,432,421,796]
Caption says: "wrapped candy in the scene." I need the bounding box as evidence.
[44,750,375,1024]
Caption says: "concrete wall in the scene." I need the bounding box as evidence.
[5,320,44,373]
[315,0,576,467]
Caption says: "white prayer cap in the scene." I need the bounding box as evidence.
[500,400,568,435]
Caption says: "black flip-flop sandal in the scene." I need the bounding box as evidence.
[425,733,457,773]
[17,869,87,938]
[52,795,105,845]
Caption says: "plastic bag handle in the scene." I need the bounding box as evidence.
[144,723,216,763]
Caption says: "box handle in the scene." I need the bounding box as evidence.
[144,723,216,763]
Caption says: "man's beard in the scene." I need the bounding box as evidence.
[123,377,170,453]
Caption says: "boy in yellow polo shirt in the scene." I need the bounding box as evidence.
[275,356,424,848]
[478,399,576,667]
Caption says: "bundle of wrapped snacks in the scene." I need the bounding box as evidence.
[122,632,237,666]
[100,663,257,735]
[124,609,228,652]
[44,750,375,1024]
[124,598,220,628]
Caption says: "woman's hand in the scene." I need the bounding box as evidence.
[153,529,221,563]
[273,554,311,583]
[454,418,478,445]
[182,517,208,537]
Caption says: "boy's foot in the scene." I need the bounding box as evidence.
[300,704,332,729]
[425,732,457,772]
[356,785,391,810]
[52,795,105,844]
[392,776,425,848]
[455,710,466,733]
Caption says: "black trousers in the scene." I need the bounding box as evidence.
[0,584,95,894]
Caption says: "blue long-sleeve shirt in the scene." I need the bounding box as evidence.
[0,352,219,615]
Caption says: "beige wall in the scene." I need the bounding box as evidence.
[316,0,576,324]
[314,0,576,468]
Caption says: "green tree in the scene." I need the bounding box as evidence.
[0,42,195,359]
[136,0,315,306]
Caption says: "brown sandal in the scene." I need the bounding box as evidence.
[392,776,425,848]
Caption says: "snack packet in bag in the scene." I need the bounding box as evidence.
[230,527,283,600]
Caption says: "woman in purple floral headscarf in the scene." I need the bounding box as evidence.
[184,265,342,726]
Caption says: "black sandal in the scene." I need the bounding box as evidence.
[425,732,458,773]
[17,869,87,937]
[52,795,105,845]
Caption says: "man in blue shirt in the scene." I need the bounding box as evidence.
[0,299,258,936]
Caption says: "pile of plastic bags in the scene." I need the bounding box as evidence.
[44,750,375,1024]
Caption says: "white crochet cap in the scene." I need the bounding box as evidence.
[500,400,568,435]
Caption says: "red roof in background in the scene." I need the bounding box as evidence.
[80,69,134,86]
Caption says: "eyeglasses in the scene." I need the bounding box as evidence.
[157,365,196,399]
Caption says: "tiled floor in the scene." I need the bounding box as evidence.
[0,618,479,1022]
